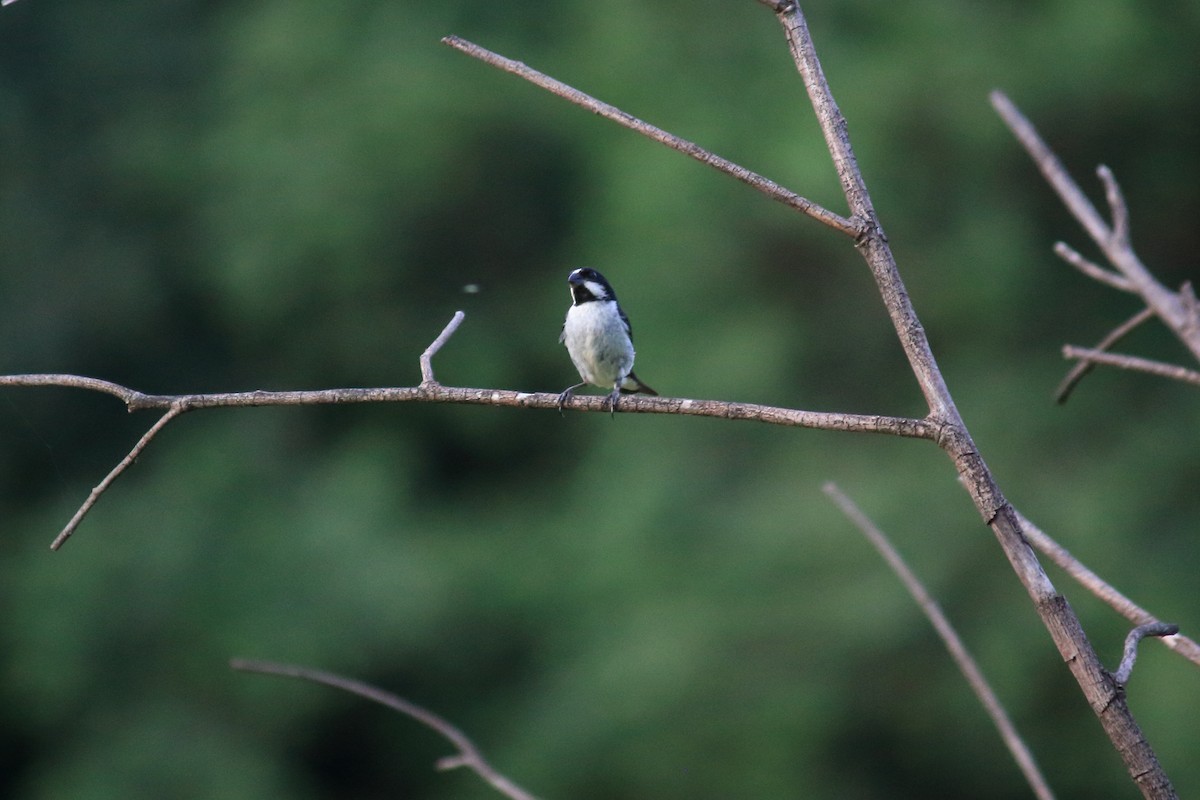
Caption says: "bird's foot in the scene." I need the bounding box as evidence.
[605,388,622,417]
[556,387,576,417]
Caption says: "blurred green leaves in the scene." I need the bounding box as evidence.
[2,1,1198,798]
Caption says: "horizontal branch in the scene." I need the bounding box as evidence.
[1,312,936,549]
[441,35,860,238]
[1055,308,1155,404]
[1060,347,1200,387]
[0,373,936,436]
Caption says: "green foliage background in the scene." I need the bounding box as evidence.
[2,1,1197,797]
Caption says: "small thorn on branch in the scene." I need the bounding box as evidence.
[420,311,466,386]
[1096,165,1130,250]
[1112,622,1179,686]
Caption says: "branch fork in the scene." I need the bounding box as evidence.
[992,90,1200,402]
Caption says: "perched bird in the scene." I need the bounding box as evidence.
[558,267,657,414]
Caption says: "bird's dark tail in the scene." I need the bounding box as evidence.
[621,371,658,396]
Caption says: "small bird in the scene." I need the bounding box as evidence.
[558,267,657,414]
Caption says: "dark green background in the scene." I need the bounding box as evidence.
[2,1,1197,797]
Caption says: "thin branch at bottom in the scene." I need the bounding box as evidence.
[823,483,1056,800]
[230,659,539,800]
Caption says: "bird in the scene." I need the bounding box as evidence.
[558,267,657,415]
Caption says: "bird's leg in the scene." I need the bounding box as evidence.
[557,383,585,416]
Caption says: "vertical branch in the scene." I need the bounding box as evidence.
[767,5,1175,797]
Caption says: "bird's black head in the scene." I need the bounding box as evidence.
[567,267,616,305]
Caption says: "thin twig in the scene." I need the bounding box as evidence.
[1053,242,1133,293]
[1014,510,1200,669]
[230,659,539,800]
[440,35,860,238]
[1112,623,1180,687]
[50,404,186,551]
[823,483,1056,800]
[420,310,465,385]
[1061,346,1200,387]
[1055,307,1155,403]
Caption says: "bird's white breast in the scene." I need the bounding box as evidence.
[562,300,635,388]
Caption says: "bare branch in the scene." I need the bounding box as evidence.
[1015,510,1200,670]
[1112,623,1180,687]
[765,16,1174,798]
[1053,242,1133,293]
[230,659,539,800]
[1,375,936,433]
[823,483,1056,800]
[440,35,860,238]
[1055,307,1155,404]
[0,315,937,548]
[992,90,1200,364]
[0,373,141,405]
[50,405,186,551]
[420,310,466,385]
[1061,346,1200,387]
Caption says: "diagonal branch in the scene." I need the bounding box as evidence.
[1053,242,1133,293]
[823,483,1056,800]
[768,7,1174,797]
[441,35,860,238]
[230,659,539,800]
[49,404,187,551]
[420,311,465,385]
